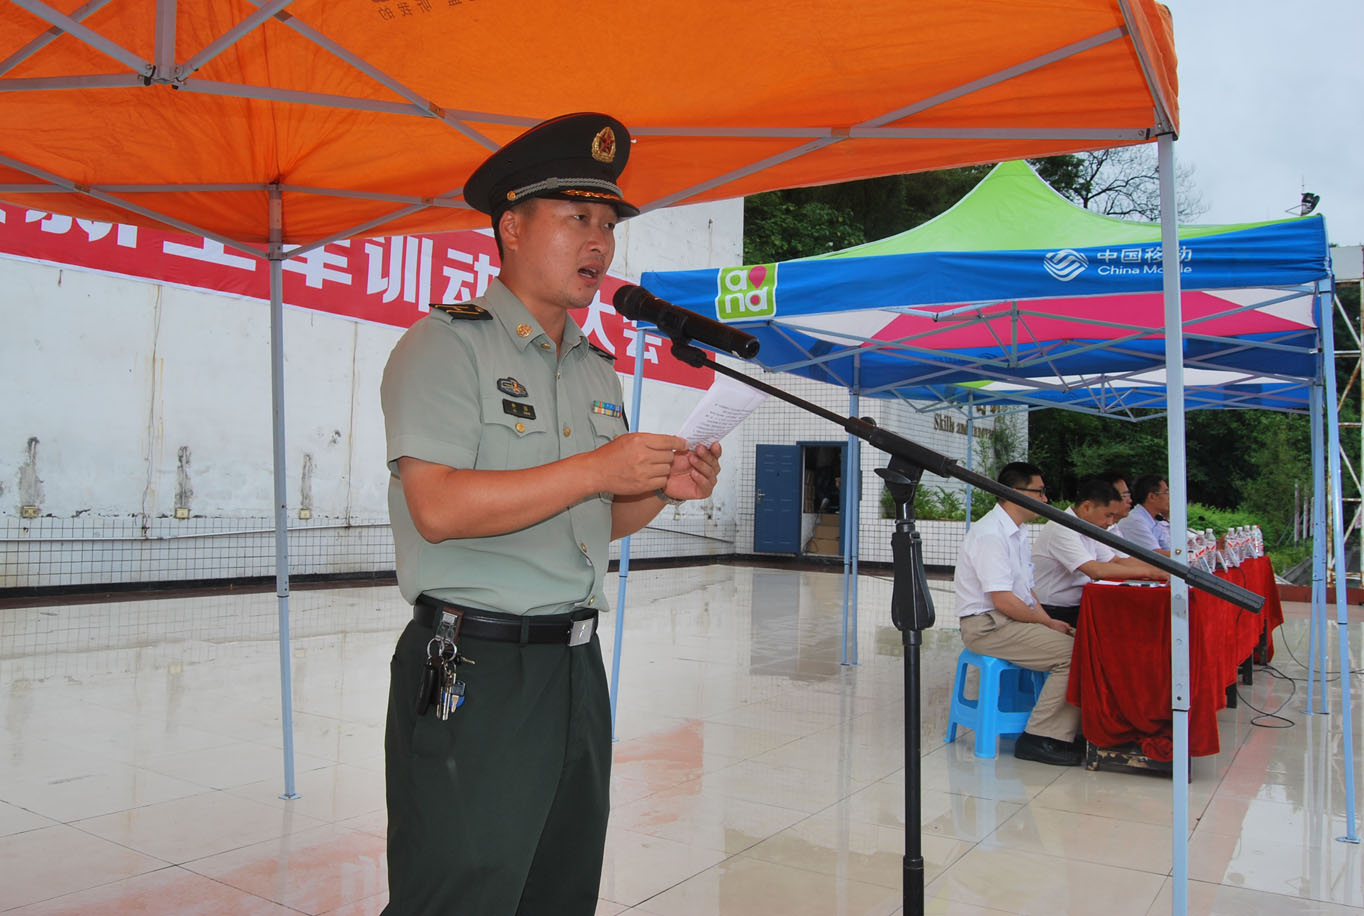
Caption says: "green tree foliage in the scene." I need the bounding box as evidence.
[1028,408,1313,547]
[880,483,989,522]
[973,411,1026,482]
[742,194,866,264]
[743,167,992,264]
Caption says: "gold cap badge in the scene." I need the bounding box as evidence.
[591,126,617,164]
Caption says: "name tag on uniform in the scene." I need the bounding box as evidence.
[503,399,536,420]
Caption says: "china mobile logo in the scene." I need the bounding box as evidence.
[716,263,778,320]
[1043,248,1088,282]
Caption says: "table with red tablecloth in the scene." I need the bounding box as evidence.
[1064,556,1284,760]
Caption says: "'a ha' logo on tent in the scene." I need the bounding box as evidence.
[716,264,778,320]
[1043,248,1088,282]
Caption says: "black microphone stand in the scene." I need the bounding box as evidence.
[661,339,1263,916]
[878,456,936,916]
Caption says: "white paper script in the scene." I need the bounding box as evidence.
[677,374,769,448]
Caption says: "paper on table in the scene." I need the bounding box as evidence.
[677,373,769,448]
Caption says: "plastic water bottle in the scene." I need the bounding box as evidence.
[1252,524,1264,557]
[1208,528,1229,570]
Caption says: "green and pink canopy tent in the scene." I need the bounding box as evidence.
[644,160,1329,414]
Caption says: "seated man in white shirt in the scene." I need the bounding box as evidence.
[1033,478,1169,627]
[954,461,1082,767]
[1116,474,1172,555]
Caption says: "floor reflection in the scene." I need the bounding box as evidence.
[0,566,1359,915]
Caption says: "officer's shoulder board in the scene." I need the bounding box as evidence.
[432,302,492,321]
[588,341,616,362]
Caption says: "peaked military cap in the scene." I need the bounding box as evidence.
[463,112,640,222]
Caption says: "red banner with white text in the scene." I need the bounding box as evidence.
[0,202,712,390]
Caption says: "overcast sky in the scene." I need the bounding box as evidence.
[1161,1,1363,245]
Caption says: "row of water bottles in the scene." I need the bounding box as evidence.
[1188,525,1264,572]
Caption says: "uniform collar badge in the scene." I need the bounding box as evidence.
[433,302,491,320]
[516,323,533,338]
[497,377,529,398]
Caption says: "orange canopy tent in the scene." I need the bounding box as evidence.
[0,0,1176,252]
[0,5,1191,906]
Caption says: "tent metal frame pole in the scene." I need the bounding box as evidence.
[1308,382,1328,714]
[849,426,860,661]
[852,358,862,658]
[10,0,150,74]
[1158,134,1190,916]
[174,0,296,81]
[242,0,501,148]
[609,328,649,739]
[841,376,860,667]
[267,186,298,800]
[152,0,174,79]
[1317,285,1360,843]
[0,73,145,91]
[964,404,975,531]
[0,152,266,259]
[0,0,114,77]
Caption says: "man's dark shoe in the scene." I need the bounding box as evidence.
[1014,731,1083,766]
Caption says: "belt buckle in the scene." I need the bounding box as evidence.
[568,618,594,647]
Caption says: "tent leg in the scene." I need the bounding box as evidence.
[1318,286,1360,842]
[1309,382,1328,713]
[849,431,860,662]
[842,387,860,666]
[1158,134,1190,916]
[610,543,631,743]
[268,245,298,801]
[964,408,974,530]
[609,326,649,739]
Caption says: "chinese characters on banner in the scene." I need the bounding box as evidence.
[0,203,713,391]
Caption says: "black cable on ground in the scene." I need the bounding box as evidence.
[1237,664,1297,728]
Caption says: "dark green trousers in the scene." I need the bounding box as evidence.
[382,617,612,916]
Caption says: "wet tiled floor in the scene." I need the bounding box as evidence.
[1,565,1360,914]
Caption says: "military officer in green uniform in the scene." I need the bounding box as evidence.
[379,112,722,915]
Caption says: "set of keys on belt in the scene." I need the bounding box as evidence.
[416,610,474,720]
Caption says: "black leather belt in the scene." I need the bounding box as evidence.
[414,596,598,646]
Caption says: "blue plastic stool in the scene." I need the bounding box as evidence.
[945,649,1047,758]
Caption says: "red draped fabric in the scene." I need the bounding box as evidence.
[1065,557,1282,760]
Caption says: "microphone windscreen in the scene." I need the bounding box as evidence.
[612,284,651,320]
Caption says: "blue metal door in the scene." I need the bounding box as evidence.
[753,444,801,553]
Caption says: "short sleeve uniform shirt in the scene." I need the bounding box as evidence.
[380,278,627,614]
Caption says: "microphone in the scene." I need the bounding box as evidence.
[613,285,760,359]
